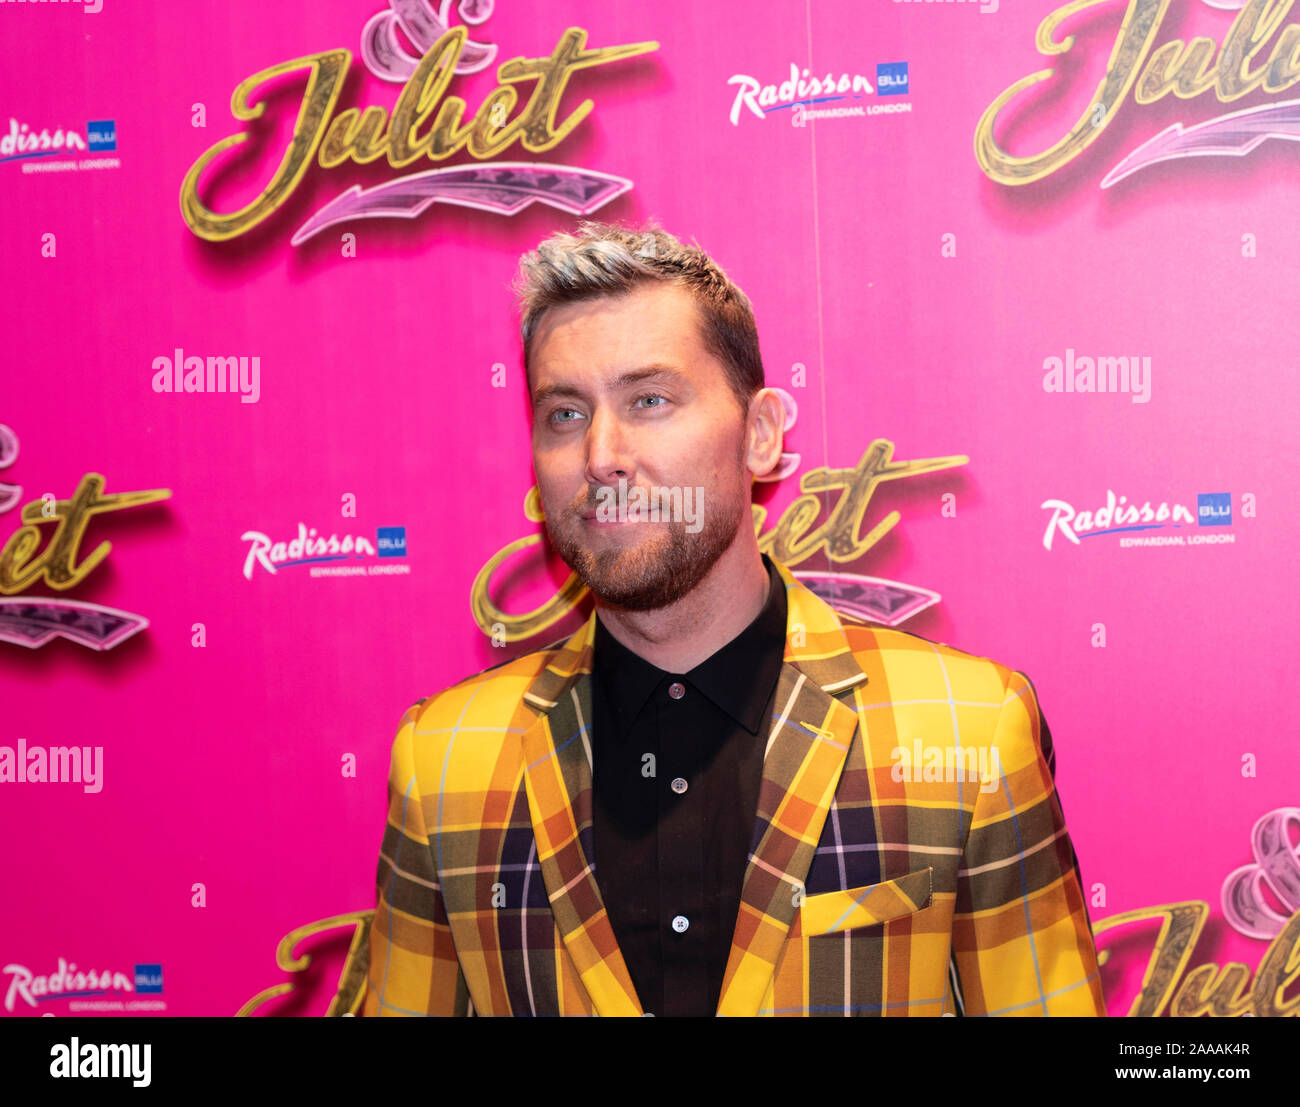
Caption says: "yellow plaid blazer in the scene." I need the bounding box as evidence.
[363,557,1106,1016]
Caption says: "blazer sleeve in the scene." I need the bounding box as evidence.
[950,669,1107,1016]
[363,700,470,1016]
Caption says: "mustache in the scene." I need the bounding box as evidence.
[573,483,641,517]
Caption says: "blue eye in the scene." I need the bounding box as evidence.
[634,393,667,409]
[551,408,583,423]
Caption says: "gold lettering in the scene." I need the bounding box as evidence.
[237,911,374,1017]
[761,494,824,564]
[0,525,43,593]
[498,28,655,152]
[974,0,1168,186]
[1262,23,1300,90]
[808,440,965,562]
[182,30,658,241]
[978,0,1300,184]
[180,51,351,242]
[1217,0,1295,100]
[1134,37,1219,103]
[424,96,477,161]
[469,87,523,159]
[318,105,391,168]
[1169,961,1254,1017]
[1093,901,1207,1017]
[1252,906,1300,1016]
[1096,903,1300,1017]
[0,475,171,594]
[386,27,465,166]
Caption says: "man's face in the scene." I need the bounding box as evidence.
[528,282,752,611]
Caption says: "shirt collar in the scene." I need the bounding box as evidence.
[592,554,788,735]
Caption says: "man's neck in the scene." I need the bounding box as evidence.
[594,536,773,673]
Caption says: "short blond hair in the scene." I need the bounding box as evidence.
[513,220,764,411]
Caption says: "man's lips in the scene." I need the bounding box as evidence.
[580,513,640,524]
[578,508,644,525]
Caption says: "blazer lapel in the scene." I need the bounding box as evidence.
[716,560,870,1016]
[514,558,868,1018]
[519,615,643,1016]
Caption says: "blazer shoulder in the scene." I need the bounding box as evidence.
[401,634,572,735]
[836,615,1022,699]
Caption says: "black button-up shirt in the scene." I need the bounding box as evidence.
[591,553,788,1016]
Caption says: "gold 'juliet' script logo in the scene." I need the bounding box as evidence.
[976,0,1300,186]
[1095,902,1300,1016]
[180,26,658,242]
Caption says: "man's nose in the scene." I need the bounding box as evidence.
[584,407,636,487]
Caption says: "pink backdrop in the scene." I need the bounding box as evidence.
[2,0,1297,1017]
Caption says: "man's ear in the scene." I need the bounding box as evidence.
[745,388,786,479]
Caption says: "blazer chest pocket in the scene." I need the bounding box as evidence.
[800,867,934,937]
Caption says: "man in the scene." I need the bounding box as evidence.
[363,222,1106,1016]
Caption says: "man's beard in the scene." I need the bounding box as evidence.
[544,483,745,611]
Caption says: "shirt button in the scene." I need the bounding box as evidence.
[670,777,688,794]
[668,682,685,700]
[671,914,690,933]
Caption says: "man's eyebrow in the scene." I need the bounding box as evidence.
[530,364,687,409]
